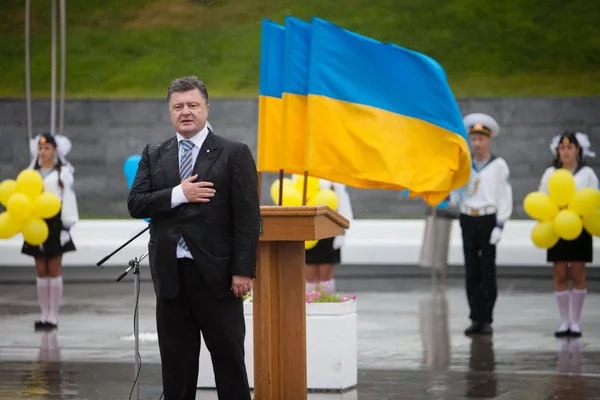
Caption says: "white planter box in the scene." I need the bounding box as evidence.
[197,300,358,391]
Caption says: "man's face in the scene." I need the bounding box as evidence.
[469,132,491,155]
[169,89,209,137]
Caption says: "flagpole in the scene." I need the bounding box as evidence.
[257,171,262,202]
[58,0,67,136]
[301,171,308,206]
[50,0,57,136]
[24,0,33,147]
[277,169,284,206]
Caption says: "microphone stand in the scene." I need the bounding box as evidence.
[96,226,150,400]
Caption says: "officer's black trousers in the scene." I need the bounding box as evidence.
[459,213,498,324]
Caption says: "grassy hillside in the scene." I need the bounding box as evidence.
[1,0,599,98]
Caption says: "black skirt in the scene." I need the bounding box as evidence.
[21,210,76,259]
[547,229,593,263]
[305,237,341,265]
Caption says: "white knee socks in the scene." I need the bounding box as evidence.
[47,276,63,325]
[570,288,586,333]
[36,277,50,322]
[555,290,570,332]
[319,279,335,294]
[555,288,587,333]
[306,282,317,294]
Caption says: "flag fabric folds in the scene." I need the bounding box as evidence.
[281,17,312,175]
[305,18,471,206]
[257,19,285,173]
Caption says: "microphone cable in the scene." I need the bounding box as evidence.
[127,269,164,400]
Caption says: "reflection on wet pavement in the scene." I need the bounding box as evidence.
[0,277,599,399]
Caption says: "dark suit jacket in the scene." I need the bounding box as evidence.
[127,130,260,299]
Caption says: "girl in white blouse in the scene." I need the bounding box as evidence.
[538,132,598,338]
[292,176,354,294]
[22,133,79,332]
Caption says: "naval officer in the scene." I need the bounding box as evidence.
[450,113,513,336]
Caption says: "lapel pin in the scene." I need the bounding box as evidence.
[207,149,210,153]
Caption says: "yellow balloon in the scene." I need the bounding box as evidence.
[281,186,303,206]
[0,179,17,207]
[0,211,22,239]
[21,218,49,246]
[305,240,319,250]
[270,178,294,205]
[548,169,576,207]
[309,189,338,210]
[523,192,559,221]
[583,211,600,237]
[294,176,320,202]
[554,210,583,240]
[15,169,44,200]
[33,192,61,219]
[6,193,33,220]
[569,187,600,217]
[531,220,560,249]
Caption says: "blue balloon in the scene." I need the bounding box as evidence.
[436,200,449,209]
[124,155,142,189]
[401,189,448,209]
[123,154,149,223]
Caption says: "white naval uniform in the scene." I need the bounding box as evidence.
[451,156,513,223]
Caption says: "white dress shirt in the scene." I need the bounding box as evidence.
[170,126,209,259]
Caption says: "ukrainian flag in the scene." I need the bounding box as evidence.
[281,16,311,175]
[257,19,285,173]
[306,18,471,206]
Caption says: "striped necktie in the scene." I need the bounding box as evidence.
[177,139,194,251]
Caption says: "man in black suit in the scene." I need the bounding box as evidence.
[128,76,260,400]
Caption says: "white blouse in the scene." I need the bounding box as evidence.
[39,167,79,228]
[539,165,599,194]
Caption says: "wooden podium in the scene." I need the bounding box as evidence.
[252,205,349,400]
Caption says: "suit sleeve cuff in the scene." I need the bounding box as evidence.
[171,185,188,208]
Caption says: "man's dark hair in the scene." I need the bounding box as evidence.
[167,76,209,103]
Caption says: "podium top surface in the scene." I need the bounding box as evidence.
[259,205,349,241]
[260,205,349,228]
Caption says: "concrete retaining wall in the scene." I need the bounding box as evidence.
[1,97,600,219]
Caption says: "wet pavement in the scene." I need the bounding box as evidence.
[0,274,599,399]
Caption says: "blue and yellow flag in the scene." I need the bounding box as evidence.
[306,18,470,206]
[257,19,285,173]
[281,16,311,175]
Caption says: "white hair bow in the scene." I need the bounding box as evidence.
[28,134,75,173]
[549,132,596,159]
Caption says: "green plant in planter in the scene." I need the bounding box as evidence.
[243,283,356,304]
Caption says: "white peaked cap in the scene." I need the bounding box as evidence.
[463,113,500,137]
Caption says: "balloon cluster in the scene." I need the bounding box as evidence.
[0,170,61,245]
[524,169,600,249]
[270,176,339,250]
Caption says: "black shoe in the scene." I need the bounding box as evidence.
[555,329,570,338]
[43,322,58,331]
[569,329,582,338]
[479,323,493,335]
[464,322,481,336]
[34,320,46,331]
